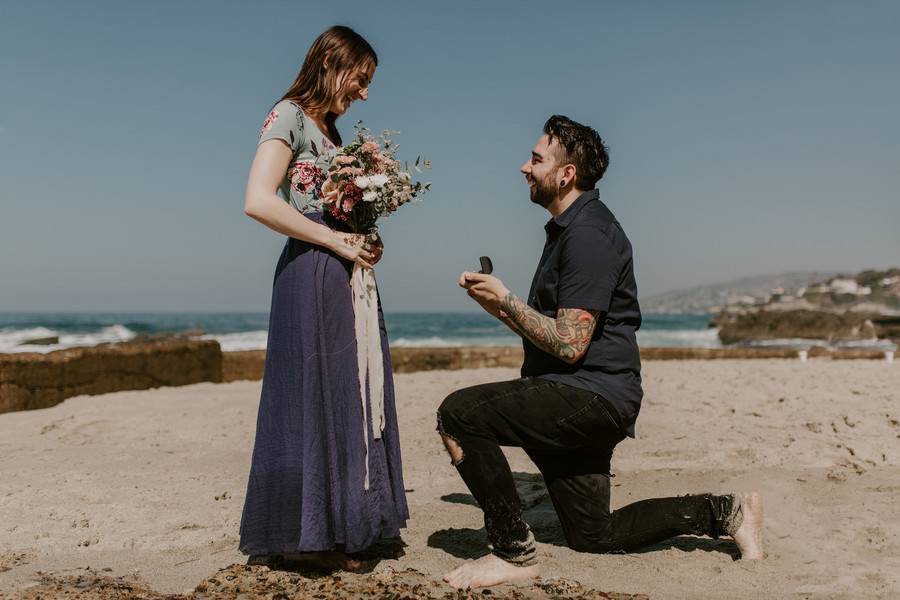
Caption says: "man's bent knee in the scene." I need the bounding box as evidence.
[437,389,473,422]
[436,390,473,436]
[437,389,477,466]
[440,433,465,465]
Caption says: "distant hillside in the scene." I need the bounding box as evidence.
[641,272,838,314]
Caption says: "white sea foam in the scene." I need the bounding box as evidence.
[0,325,137,353]
[204,331,269,352]
[0,327,59,351]
[391,335,519,348]
[636,327,722,348]
[207,332,526,351]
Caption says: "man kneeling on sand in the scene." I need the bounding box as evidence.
[436,115,764,589]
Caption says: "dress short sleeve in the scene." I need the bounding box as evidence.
[257,100,305,154]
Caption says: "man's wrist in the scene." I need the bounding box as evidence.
[500,292,517,313]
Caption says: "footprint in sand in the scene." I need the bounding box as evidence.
[0,552,33,573]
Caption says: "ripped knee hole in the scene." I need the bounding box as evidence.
[439,433,465,465]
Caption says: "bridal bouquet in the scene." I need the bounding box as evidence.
[321,123,430,237]
[317,124,430,491]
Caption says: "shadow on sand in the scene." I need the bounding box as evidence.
[248,537,407,575]
[429,471,738,559]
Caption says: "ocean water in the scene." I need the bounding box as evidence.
[0,312,720,354]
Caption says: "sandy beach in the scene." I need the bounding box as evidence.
[1,359,899,598]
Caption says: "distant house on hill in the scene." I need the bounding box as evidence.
[828,278,871,296]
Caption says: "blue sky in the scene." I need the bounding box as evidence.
[1,1,898,311]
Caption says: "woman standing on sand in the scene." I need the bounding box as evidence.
[239,26,408,567]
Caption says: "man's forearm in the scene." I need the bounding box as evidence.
[498,313,526,339]
[500,293,598,364]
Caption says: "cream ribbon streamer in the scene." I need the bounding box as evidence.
[351,263,385,490]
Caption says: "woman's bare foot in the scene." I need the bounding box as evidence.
[732,492,764,559]
[281,550,362,572]
[443,554,539,589]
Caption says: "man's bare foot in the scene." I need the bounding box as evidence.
[281,550,362,572]
[443,554,539,589]
[732,492,764,559]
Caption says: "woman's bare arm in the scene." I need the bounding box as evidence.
[243,140,374,267]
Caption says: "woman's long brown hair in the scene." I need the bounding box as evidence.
[281,26,377,146]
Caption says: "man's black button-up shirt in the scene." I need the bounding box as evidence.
[521,189,643,436]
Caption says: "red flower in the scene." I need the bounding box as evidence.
[340,181,363,212]
[259,109,278,139]
[329,202,349,221]
[289,161,324,194]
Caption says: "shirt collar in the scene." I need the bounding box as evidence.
[545,189,599,232]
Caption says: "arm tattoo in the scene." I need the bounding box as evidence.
[498,314,526,338]
[501,293,600,364]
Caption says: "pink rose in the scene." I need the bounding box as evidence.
[289,161,324,193]
[320,178,338,204]
[337,166,363,177]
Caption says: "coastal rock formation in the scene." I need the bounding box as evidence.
[222,349,266,382]
[390,346,524,373]
[219,347,526,380]
[0,345,527,414]
[712,310,881,345]
[2,340,894,416]
[706,268,900,345]
[0,339,222,414]
[18,335,59,346]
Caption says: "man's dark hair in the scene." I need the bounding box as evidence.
[543,115,609,190]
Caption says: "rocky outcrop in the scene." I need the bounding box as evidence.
[19,335,59,346]
[222,349,266,382]
[390,346,524,373]
[219,347,527,381]
[873,315,900,340]
[0,339,222,414]
[2,340,894,416]
[711,310,885,345]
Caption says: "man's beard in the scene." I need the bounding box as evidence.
[529,174,555,208]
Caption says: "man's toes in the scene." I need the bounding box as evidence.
[449,563,467,578]
[445,569,462,587]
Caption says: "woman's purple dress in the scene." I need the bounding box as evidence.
[239,101,408,555]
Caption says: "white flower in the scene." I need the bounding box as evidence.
[368,173,389,188]
[354,175,371,189]
[363,189,379,202]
